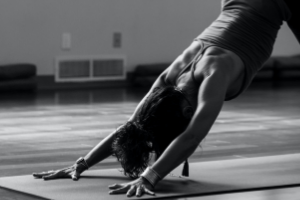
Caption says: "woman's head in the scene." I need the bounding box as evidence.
[112,86,193,178]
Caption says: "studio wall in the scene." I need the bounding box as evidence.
[0,0,299,75]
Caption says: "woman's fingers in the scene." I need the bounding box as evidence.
[32,171,55,178]
[136,185,143,197]
[108,183,123,189]
[33,166,71,178]
[126,185,136,197]
[43,172,59,180]
[109,184,154,197]
[144,187,155,196]
[43,171,70,180]
[108,177,156,197]
[109,185,130,194]
[33,165,79,180]
[136,185,154,197]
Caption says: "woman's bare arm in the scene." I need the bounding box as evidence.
[33,69,169,180]
[84,73,169,166]
[151,57,231,178]
[84,130,118,167]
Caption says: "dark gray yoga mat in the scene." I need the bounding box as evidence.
[0,154,299,200]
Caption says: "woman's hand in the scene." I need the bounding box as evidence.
[109,177,155,197]
[32,163,86,181]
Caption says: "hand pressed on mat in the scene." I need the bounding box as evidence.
[109,177,155,197]
[32,164,85,181]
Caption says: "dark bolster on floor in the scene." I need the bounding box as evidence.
[132,63,170,86]
[260,54,300,81]
[0,64,37,91]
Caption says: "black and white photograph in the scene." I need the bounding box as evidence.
[0,0,299,199]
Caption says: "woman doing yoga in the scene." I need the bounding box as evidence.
[33,0,299,197]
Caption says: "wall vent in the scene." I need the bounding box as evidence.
[55,55,126,82]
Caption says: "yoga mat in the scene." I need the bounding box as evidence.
[179,187,300,200]
[0,154,299,200]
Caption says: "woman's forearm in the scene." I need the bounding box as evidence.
[84,130,116,168]
[152,132,199,178]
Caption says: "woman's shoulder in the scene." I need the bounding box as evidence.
[201,46,244,72]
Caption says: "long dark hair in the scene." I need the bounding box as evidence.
[112,86,190,178]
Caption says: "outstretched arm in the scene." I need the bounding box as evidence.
[33,71,169,180]
[84,72,169,167]
[33,130,117,180]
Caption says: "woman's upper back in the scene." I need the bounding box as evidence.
[162,41,245,101]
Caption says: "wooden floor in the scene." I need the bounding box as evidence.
[0,82,300,199]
